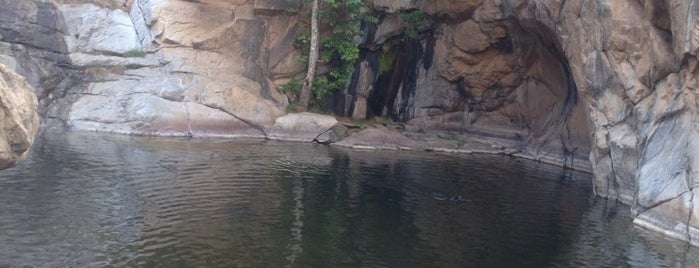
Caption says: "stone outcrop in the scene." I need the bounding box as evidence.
[0,0,296,138]
[0,64,39,169]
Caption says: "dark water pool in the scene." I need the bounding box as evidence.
[0,131,698,267]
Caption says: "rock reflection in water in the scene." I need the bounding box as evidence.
[0,131,697,267]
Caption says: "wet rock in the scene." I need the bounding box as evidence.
[0,64,39,169]
[334,128,422,150]
[606,124,638,203]
[315,124,349,144]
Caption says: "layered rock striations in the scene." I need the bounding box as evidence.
[1,0,297,138]
[0,0,698,245]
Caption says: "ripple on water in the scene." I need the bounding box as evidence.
[0,131,698,267]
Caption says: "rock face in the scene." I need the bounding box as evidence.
[337,0,699,245]
[1,0,699,246]
[506,0,699,246]
[0,64,39,169]
[341,0,590,170]
[0,0,296,138]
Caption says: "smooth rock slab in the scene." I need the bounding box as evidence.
[0,64,39,169]
[67,78,268,138]
[333,128,422,150]
[265,112,337,142]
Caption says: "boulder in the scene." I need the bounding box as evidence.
[0,64,39,169]
[265,112,337,142]
[315,124,349,144]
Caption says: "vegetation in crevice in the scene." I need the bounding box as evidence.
[285,0,378,111]
[123,48,146,58]
[399,10,424,41]
[282,3,428,119]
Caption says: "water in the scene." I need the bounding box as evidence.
[0,131,698,268]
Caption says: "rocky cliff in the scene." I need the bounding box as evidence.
[1,0,295,138]
[0,0,697,245]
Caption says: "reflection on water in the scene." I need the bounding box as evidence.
[0,131,697,267]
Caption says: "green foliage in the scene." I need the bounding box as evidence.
[437,133,468,146]
[279,77,302,98]
[378,45,395,74]
[86,66,124,79]
[314,0,364,99]
[279,77,304,112]
[294,0,371,108]
[291,2,425,109]
[287,102,301,113]
[294,31,310,49]
[400,10,424,40]
[124,48,146,58]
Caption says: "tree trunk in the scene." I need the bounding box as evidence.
[299,0,319,111]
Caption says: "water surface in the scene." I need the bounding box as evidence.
[0,131,698,267]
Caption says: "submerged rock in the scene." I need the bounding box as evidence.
[334,128,423,150]
[0,64,39,169]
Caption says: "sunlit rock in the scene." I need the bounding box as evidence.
[0,64,39,169]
